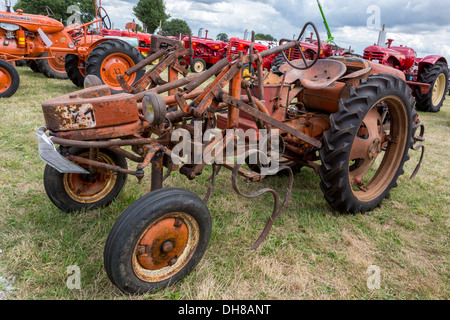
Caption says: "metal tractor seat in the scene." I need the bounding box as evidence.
[279,58,347,90]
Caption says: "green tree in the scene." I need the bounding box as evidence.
[216,33,228,42]
[133,0,170,34]
[162,19,190,37]
[255,33,277,42]
[14,0,95,24]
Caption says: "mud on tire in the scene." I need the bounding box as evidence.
[319,74,417,214]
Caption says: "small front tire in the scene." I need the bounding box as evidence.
[104,188,212,294]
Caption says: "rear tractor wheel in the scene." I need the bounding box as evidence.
[319,74,417,214]
[86,40,145,94]
[415,62,448,112]
[0,59,20,98]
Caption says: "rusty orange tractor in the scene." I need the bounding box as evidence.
[0,2,144,97]
[36,22,425,294]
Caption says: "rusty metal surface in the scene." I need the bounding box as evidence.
[282,59,347,90]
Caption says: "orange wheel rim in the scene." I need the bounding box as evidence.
[132,212,200,283]
[0,66,12,94]
[47,53,67,73]
[100,53,136,90]
[63,152,117,203]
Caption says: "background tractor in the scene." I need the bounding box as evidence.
[0,0,145,97]
[181,29,227,73]
[363,25,448,112]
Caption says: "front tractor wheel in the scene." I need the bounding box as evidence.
[36,52,69,80]
[104,188,212,294]
[190,58,206,73]
[415,62,449,112]
[0,59,20,98]
[86,40,145,94]
[43,148,128,212]
[319,74,417,214]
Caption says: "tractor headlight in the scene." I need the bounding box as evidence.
[142,92,167,125]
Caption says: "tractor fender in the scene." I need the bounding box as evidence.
[418,55,448,74]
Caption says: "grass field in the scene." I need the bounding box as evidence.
[0,66,448,300]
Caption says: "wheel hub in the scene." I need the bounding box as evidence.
[136,217,189,270]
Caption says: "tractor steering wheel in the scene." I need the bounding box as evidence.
[280,22,321,70]
[45,6,55,18]
[98,6,111,30]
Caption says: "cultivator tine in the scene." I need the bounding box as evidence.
[231,154,294,250]
[410,120,425,180]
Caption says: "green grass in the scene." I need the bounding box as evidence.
[0,66,448,300]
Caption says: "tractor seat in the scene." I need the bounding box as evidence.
[279,59,347,90]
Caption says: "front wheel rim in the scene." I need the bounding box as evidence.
[349,95,408,202]
[63,151,117,203]
[132,212,200,283]
[0,66,12,94]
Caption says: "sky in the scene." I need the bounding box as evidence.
[8,0,450,58]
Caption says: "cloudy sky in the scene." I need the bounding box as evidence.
[9,0,450,58]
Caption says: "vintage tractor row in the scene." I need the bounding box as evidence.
[363,25,448,112]
[36,22,425,294]
[0,1,145,98]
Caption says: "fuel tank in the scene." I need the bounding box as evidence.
[0,11,64,34]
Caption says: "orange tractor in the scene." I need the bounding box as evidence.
[0,1,144,97]
[36,22,425,294]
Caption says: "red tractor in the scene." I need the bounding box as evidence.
[181,30,227,73]
[363,26,448,112]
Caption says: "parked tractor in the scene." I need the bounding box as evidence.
[363,25,448,112]
[180,29,227,73]
[36,22,424,294]
[0,1,144,97]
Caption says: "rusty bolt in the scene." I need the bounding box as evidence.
[168,256,178,266]
[161,241,174,253]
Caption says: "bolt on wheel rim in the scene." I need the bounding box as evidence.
[349,96,408,202]
[132,212,200,283]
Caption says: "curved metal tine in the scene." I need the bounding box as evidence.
[203,164,222,203]
[231,150,294,250]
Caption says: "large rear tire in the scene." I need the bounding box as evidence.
[415,62,448,112]
[36,52,69,79]
[319,74,416,214]
[0,59,20,98]
[104,188,212,294]
[86,40,145,94]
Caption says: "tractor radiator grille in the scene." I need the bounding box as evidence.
[283,46,301,61]
[363,51,384,62]
[227,40,242,56]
